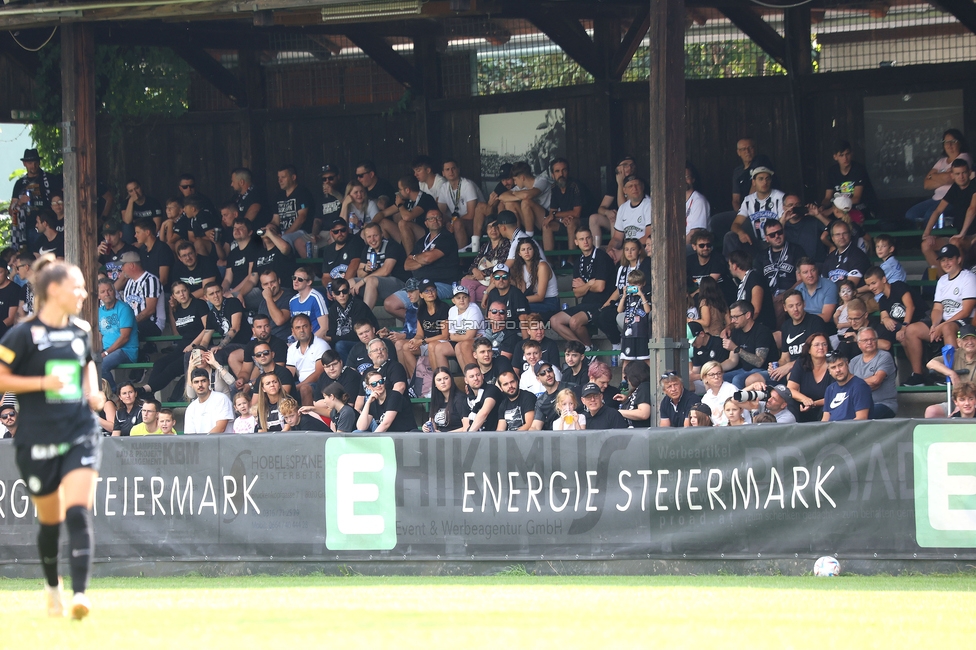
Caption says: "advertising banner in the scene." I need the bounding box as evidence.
[1,420,975,563]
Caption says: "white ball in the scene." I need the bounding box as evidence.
[814,556,841,577]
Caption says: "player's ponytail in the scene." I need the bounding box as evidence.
[31,253,72,314]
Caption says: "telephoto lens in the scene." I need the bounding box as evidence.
[733,390,770,402]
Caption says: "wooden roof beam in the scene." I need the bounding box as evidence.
[719,5,785,66]
[932,0,976,36]
[611,6,650,79]
[525,10,601,78]
[345,29,419,89]
[173,45,248,108]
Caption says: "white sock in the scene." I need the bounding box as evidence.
[594,235,601,248]
[471,235,480,250]
[525,230,534,238]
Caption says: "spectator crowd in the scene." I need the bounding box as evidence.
[2,127,975,435]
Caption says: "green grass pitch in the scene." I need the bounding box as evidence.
[3,573,975,648]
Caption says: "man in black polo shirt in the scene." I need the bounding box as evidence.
[320,218,364,284]
[659,372,695,427]
[495,370,536,431]
[347,320,398,377]
[823,219,870,286]
[581,382,628,429]
[550,228,614,350]
[463,363,502,432]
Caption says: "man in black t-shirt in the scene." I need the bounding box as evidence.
[256,270,295,341]
[235,314,289,391]
[686,229,733,301]
[359,368,415,432]
[561,340,590,390]
[483,300,519,359]
[246,340,294,396]
[356,160,398,210]
[347,321,397,378]
[355,221,409,309]
[171,241,220,299]
[314,349,363,404]
[32,212,64,259]
[723,300,779,389]
[272,165,315,253]
[531,363,569,430]
[482,263,530,334]
[690,329,731,385]
[232,167,271,229]
[223,218,262,310]
[864,266,916,349]
[728,250,776,331]
[782,194,829,263]
[551,228,614,349]
[320,218,364,283]
[205,283,251,363]
[384,210,459,321]
[823,219,870,287]
[135,218,174,287]
[310,164,344,253]
[581,382,628,429]
[395,175,441,257]
[255,225,298,285]
[755,220,800,298]
[463,362,502,432]
[182,195,220,259]
[819,141,878,220]
[921,158,976,269]
[769,289,827,383]
[121,179,164,244]
[473,337,514,386]
[495,370,536,431]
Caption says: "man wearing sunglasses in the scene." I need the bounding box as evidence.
[322,277,377,363]
[756,219,801,321]
[357,370,416,433]
[307,164,344,255]
[686,228,732,301]
[236,314,289,390]
[483,300,518,359]
[355,160,398,212]
[320,218,364,286]
[481,263,530,337]
[177,173,217,218]
[288,267,329,338]
[0,404,17,438]
[529,360,569,430]
[247,341,295,396]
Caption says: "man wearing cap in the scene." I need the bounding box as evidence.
[739,381,798,423]
[822,219,870,286]
[926,324,976,416]
[271,164,315,254]
[550,228,615,350]
[530,360,569,430]
[518,342,562,394]
[482,264,530,337]
[120,251,165,340]
[822,353,873,421]
[9,148,61,249]
[725,166,785,256]
[495,370,537,431]
[581,381,627,429]
[588,155,638,249]
[354,221,410,309]
[320,217,364,285]
[308,164,344,254]
[431,283,484,370]
[384,210,459,322]
[849,327,897,419]
[0,404,17,439]
[482,299,518,359]
[903,243,976,385]
[659,372,696,427]
[99,221,140,290]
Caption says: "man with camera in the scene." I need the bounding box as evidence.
[782,194,829,262]
[735,382,797,424]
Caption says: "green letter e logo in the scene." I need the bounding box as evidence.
[914,425,976,548]
[325,437,397,551]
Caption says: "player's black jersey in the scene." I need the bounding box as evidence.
[0,317,99,446]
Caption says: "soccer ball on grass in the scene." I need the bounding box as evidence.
[813,556,840,577]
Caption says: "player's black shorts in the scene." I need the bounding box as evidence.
[565,304,599,322]
[14,432,102,497]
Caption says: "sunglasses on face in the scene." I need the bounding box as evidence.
[331,228,347,235]
[489,308,505,314]
[356,172,368,178]
[51,200,63,205]
[766,230,784,237]
[538,367,554,376]
[322,176,337,182]
[333,288,350,296]
[293,276,309,283]
[254,350,271,357]
[180,184,194,189]
[492,274,509,281]
[369,379,385,387]
[697,243,712,249]
[0,413,15,419]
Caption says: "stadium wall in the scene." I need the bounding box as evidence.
[1,420,974,577]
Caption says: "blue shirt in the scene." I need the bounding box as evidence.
[880,256,907,284]
[824,375,873,421]
[98,300,139,360]
[803,276,839,318]
[288,289,328,333]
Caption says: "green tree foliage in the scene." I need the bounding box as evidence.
[30,44,192,172]
[478,52,593,95]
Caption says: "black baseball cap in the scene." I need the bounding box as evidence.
[496,210,517,225]
[937,244,961,259]
[498,163,514,180]
[581,382,602,397]
[321,164,339,176]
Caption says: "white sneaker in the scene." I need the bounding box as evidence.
[44,578,65,617]
[70,592,91,621]
[457,244,472,253]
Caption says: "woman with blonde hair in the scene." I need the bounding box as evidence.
[699,361,738,426]
[254,372,285,432]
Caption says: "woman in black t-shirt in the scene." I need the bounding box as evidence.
[426,367,469,432]
[140,281,215,395]
[615,362,652,427]
[0,256,106,619]
[111,382,142,436]
[787,332,832,422]
[398,280,449,380]
[255,372,285,432]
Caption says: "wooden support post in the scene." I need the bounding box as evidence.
[647,0,687,420]
[239,49,267,183]
[414,34,442,157]
[784,6,813,75]
[60,23,100,337]
[785,5,815,199]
